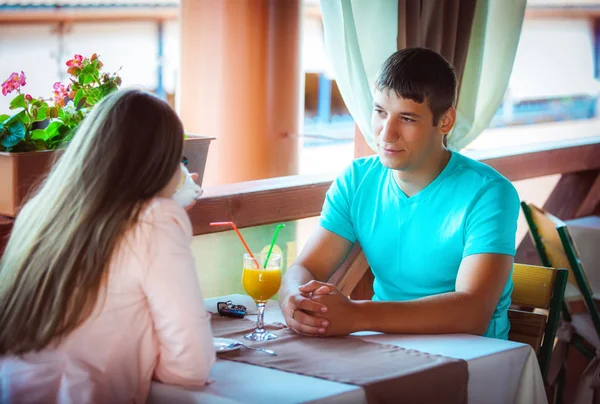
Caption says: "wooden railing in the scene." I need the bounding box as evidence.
[1,139,599,259]
[190,138,600,239]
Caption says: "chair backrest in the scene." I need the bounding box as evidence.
[521,202,600,338]
[329,243,371,297]
[509,263,568,378]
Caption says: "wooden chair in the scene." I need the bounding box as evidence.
[521,202,600,351]
[329,248,567,379]
[510,263,568,379]
[522,202,600,403]
[328,243,372,297]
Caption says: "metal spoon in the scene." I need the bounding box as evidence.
[224,342,277,356]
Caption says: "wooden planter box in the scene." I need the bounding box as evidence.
[183,134,214,186]
[0,134,213,218]
[0,150,59,217]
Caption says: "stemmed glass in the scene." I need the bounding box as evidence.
[241,253,282,341]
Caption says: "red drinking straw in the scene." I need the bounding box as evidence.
[209,221,260,268]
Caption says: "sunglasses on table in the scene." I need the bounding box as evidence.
[217,300,247,319]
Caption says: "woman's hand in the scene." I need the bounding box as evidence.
[184,173,199,211]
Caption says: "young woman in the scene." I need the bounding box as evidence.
[0,89,215,403]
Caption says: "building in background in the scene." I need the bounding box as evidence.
[1,0,599,175]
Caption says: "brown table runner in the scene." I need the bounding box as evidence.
[212,315,468,404]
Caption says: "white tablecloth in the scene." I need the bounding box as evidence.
[149,294,547,404]
[566,216,600,297]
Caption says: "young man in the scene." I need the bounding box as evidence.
[279,48,520,339]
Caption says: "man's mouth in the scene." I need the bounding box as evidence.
[380,145,404,154]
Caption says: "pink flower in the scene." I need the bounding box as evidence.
[66,54,84,68]
[52,82,68,105]
[1,82,11,96]
[18,71,26,87]
[1,71,27,96]
[25,94,32,101]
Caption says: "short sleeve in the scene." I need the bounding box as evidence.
[463,179,520,257]
[319,163,357,243]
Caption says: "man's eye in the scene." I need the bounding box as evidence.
[401,117,416,123]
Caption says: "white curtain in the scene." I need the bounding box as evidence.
[320,0,398,151]
[451,0,526,149]
[320,0,527,151]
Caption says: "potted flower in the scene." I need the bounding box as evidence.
[0,53,214,218]
[0,53,122,216]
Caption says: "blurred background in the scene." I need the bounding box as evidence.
[1,0,598,179]
[1,0,599,301]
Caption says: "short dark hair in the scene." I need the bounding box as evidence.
[375,47,457,125]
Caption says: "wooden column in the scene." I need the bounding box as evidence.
[178,0,301,186]
[354,124,376,158]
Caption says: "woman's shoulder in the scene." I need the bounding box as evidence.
[137,197,192,237]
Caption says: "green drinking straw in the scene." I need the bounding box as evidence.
[264,224,285,268]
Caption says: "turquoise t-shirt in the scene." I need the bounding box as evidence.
[320,151,520,339]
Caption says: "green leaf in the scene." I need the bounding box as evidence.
[78,73,94,85]
[99,83,117,99]
[7,110,30,125]
[18,111,30,125]
[34,106,48,121]
[31,129,48,141]
[44,121,65,140]
[31,98,44,108]
[1,120,26,148]
[76,96,87,110]
[87,87,102,105]
[0,114,10,124]
[9,94,26,110]
[74,89,85,107]
[34,140,50,151]
[82,64,95,75]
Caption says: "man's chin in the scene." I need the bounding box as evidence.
[378,154,409,170]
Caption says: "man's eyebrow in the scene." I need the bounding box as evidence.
[373,103,422,118]
[398,112,421,118]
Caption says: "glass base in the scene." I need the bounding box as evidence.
[244,329,278,342]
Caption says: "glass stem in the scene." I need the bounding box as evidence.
[256,302,266,332]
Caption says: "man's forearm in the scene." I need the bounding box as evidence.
[278,264,316,305]
[354,292,493,335]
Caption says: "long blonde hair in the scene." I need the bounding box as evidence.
[0,89,184,355]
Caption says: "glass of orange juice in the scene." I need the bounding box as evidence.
[242,252,282,341]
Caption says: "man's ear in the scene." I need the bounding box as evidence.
[438,107,456,135]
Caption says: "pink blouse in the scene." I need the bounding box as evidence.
[0,198,216,403]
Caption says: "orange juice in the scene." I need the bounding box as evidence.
[242,267,281,303]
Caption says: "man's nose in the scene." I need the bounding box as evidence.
[380,120,399,143]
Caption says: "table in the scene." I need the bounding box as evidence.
[565,216,600,297]
[149,294,547,404]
